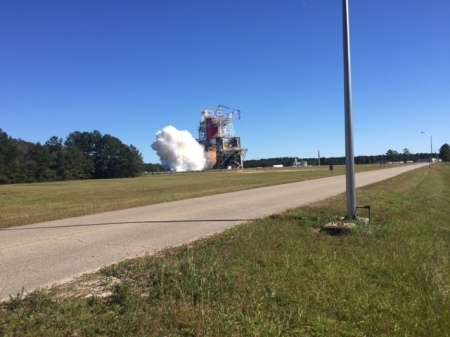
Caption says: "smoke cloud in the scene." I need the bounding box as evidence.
[151,125,206,171]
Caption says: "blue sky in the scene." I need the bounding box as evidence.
[1,0,449,163]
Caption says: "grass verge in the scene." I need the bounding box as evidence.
[1,165,383,229]
[1,164,449,336]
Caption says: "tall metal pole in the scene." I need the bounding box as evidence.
[421,131,432,164]
[431,135,433,162]
[342,0,357,219]
[430,135,433,162]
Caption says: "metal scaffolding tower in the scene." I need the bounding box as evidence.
[198,106,247,169]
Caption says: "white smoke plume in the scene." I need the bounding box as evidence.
[151,125,206,171]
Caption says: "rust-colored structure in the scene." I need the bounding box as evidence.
[198,105,247,169]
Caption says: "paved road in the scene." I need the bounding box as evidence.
[1,164,427,300]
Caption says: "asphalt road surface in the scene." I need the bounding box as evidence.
[1,164,427,300]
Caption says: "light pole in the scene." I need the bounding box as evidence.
[421,131,432,164]
[342,0,356,219]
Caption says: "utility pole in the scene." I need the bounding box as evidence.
[342,0,357,219]
[421,131,433,165]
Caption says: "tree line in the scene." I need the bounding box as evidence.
[2,127,448,184]
[244,145,450,168]
[0,129,144,184]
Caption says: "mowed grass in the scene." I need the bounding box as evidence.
[0,164,382,229]
[1,164,449,336]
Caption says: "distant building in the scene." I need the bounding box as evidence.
[292,158,307,167]
[418,158,439,163]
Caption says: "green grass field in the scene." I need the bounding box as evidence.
[1,165,383,229]
[1,163,449,336]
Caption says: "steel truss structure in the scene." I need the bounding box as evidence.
[198,106,247,169]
